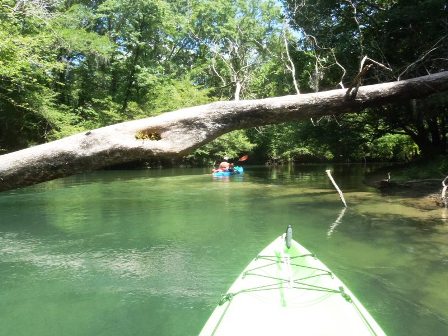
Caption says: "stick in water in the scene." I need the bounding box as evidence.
[326,169,347,207]
[442,176,448,208]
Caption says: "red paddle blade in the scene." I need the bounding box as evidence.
[238,155,248,162]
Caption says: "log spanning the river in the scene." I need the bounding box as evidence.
[1,71,448,192]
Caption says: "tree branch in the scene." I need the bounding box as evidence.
[398,35,448,80]
[282,20,300,94]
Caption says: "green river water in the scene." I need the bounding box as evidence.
[0,165,447,336]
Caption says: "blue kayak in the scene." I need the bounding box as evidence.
[212,166,244,177]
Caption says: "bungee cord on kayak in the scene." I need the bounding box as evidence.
[200,226,387,336]
[211,252,383,336]
[219,252,351,305]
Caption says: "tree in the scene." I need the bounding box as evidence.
[282,0,448,157]
[187,0,288,100]
[1,71,448,192]
[0,0,115,151]
[0,1,61,151]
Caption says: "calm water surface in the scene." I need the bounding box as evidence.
[0,165,447,335]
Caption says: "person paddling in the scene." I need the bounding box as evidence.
[218,157,234,171]
[213,155,248,173]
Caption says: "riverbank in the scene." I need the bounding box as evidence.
[364,157,448,209]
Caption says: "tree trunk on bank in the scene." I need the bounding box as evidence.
[2,71,448,192]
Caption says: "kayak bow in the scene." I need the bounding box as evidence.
[200,230,387,336]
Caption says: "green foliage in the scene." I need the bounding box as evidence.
[246,113,421,164]
[369,134,419,161]
[144,78,213,116]
[0,1,117,149]
[439,157,448,176]
[0,7,59,149]
[187,0,286,99]
[391,155,448,181]
[188,130,256,165]
[246,123,330,163]
[1,0,446,164]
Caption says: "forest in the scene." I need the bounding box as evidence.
[1,0,447,166]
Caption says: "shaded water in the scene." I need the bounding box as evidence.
[0,165,447,335]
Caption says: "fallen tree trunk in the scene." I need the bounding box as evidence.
[2,71,448,192]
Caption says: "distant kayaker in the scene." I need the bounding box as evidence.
[218,157,234,171]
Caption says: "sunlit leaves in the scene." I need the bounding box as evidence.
[189,130,256,165]
[144,78,213,116]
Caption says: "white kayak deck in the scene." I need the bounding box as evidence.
[199,235,387,336]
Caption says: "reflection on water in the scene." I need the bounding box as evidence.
[0,232,208,301]
[327,207,347,237]
[0,165,447,336]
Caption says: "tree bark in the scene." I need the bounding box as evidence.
[2,71,448,192]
